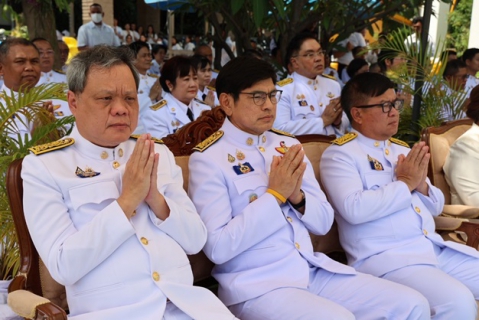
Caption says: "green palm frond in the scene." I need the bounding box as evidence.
[374,28,469,142]
[0,82,75,280]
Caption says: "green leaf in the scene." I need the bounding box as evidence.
[231,0,245,15]
[252,0,267,28]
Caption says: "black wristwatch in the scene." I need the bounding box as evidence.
[290,189,306,210]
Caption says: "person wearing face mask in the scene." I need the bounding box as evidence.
[142,55,211,139]
[77,3,120,51]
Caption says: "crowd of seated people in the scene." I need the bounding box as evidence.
[3,18,479,319]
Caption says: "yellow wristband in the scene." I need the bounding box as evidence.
[266,188,286,203]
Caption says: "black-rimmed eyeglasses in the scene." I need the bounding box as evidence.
[239,90,283,106]
[354,99,404,113]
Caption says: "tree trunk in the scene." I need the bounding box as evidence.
[21,0,61,70]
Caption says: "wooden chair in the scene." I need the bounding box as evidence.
[296,134,344,259]
[421,118,479,249]
[6,106,344,318]
[5,107,226,319]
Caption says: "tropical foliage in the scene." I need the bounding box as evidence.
[374,28,468,143]
[0,83,74,279]
[448,0,473,54]
[175,0,450,68]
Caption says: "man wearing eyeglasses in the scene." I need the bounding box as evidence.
[189,58,430,320]
[274,33,349,137]
[321,72,479,319]
[32,37,67,85]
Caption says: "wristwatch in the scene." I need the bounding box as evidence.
[290,189,306,210]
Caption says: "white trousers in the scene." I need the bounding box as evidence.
[382,245,479,320]
[229,267,430,320]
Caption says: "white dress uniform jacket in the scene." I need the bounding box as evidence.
[196,86,219,107]
[133,73,158,135]
[274,72,349,136]
[22,127,235,320]
[36,70,67,85]
[142,92,211,139]
[148,59,162,76]
[321,130,479,277]
[188,118,355,307]
[444,122,479,207]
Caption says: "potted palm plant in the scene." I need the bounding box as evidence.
[372,28,468,143]
[0,83,75,291]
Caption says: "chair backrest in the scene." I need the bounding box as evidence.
[296,134,343,256]
[421,118,473,204]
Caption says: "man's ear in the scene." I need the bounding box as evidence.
[219,92,233,116]
[290,56,299,70]
[350,107,363,124]
[68,91,78,116]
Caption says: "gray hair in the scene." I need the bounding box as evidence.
[0,37,38,63]
[67,45,139,93]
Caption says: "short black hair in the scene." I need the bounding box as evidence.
[285,33,318,68]
[31,37,49,44]
[190,54,210,70]
[159,55,196,92]
[152,44,167,55]
[0,37,38,63]
[341,72,395,122]
[412,16,423,24]
[347,58,369,78]
[128,41,149,57]
[216,56,276,101]
[441,48,457,61]
[90,3,102,9]
[377,48,398,74]
[443,59,467,79]
[462,48,479,63]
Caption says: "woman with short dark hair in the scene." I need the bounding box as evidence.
[142,55,211,138]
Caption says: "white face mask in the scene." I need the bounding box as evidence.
[91,13,103,23]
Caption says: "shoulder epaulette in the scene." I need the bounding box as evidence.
[269,128,295,138]
[206,86,216,92]
[54,69,65,75]
[321,73,336,81]
[389,137,410,148]
[332,132,357,146]
[130,135,164,144]
[150,99,167,111]
[29,138,75,155]
[147,73,159,78]
[213,69,220,73]
[192,130,223,152]
[277,78,293,87]
[194,98,208,105]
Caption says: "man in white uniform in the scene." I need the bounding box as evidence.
[274,33,349,136]
[21,45,235,320]
[32,38,67,85]
[128,41,162,134]
[321,72,479,319]
[0,38,71,142]
[189,56,430,320]
[77,3,120,50]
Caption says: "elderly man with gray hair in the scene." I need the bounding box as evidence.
[21,45,235,319]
